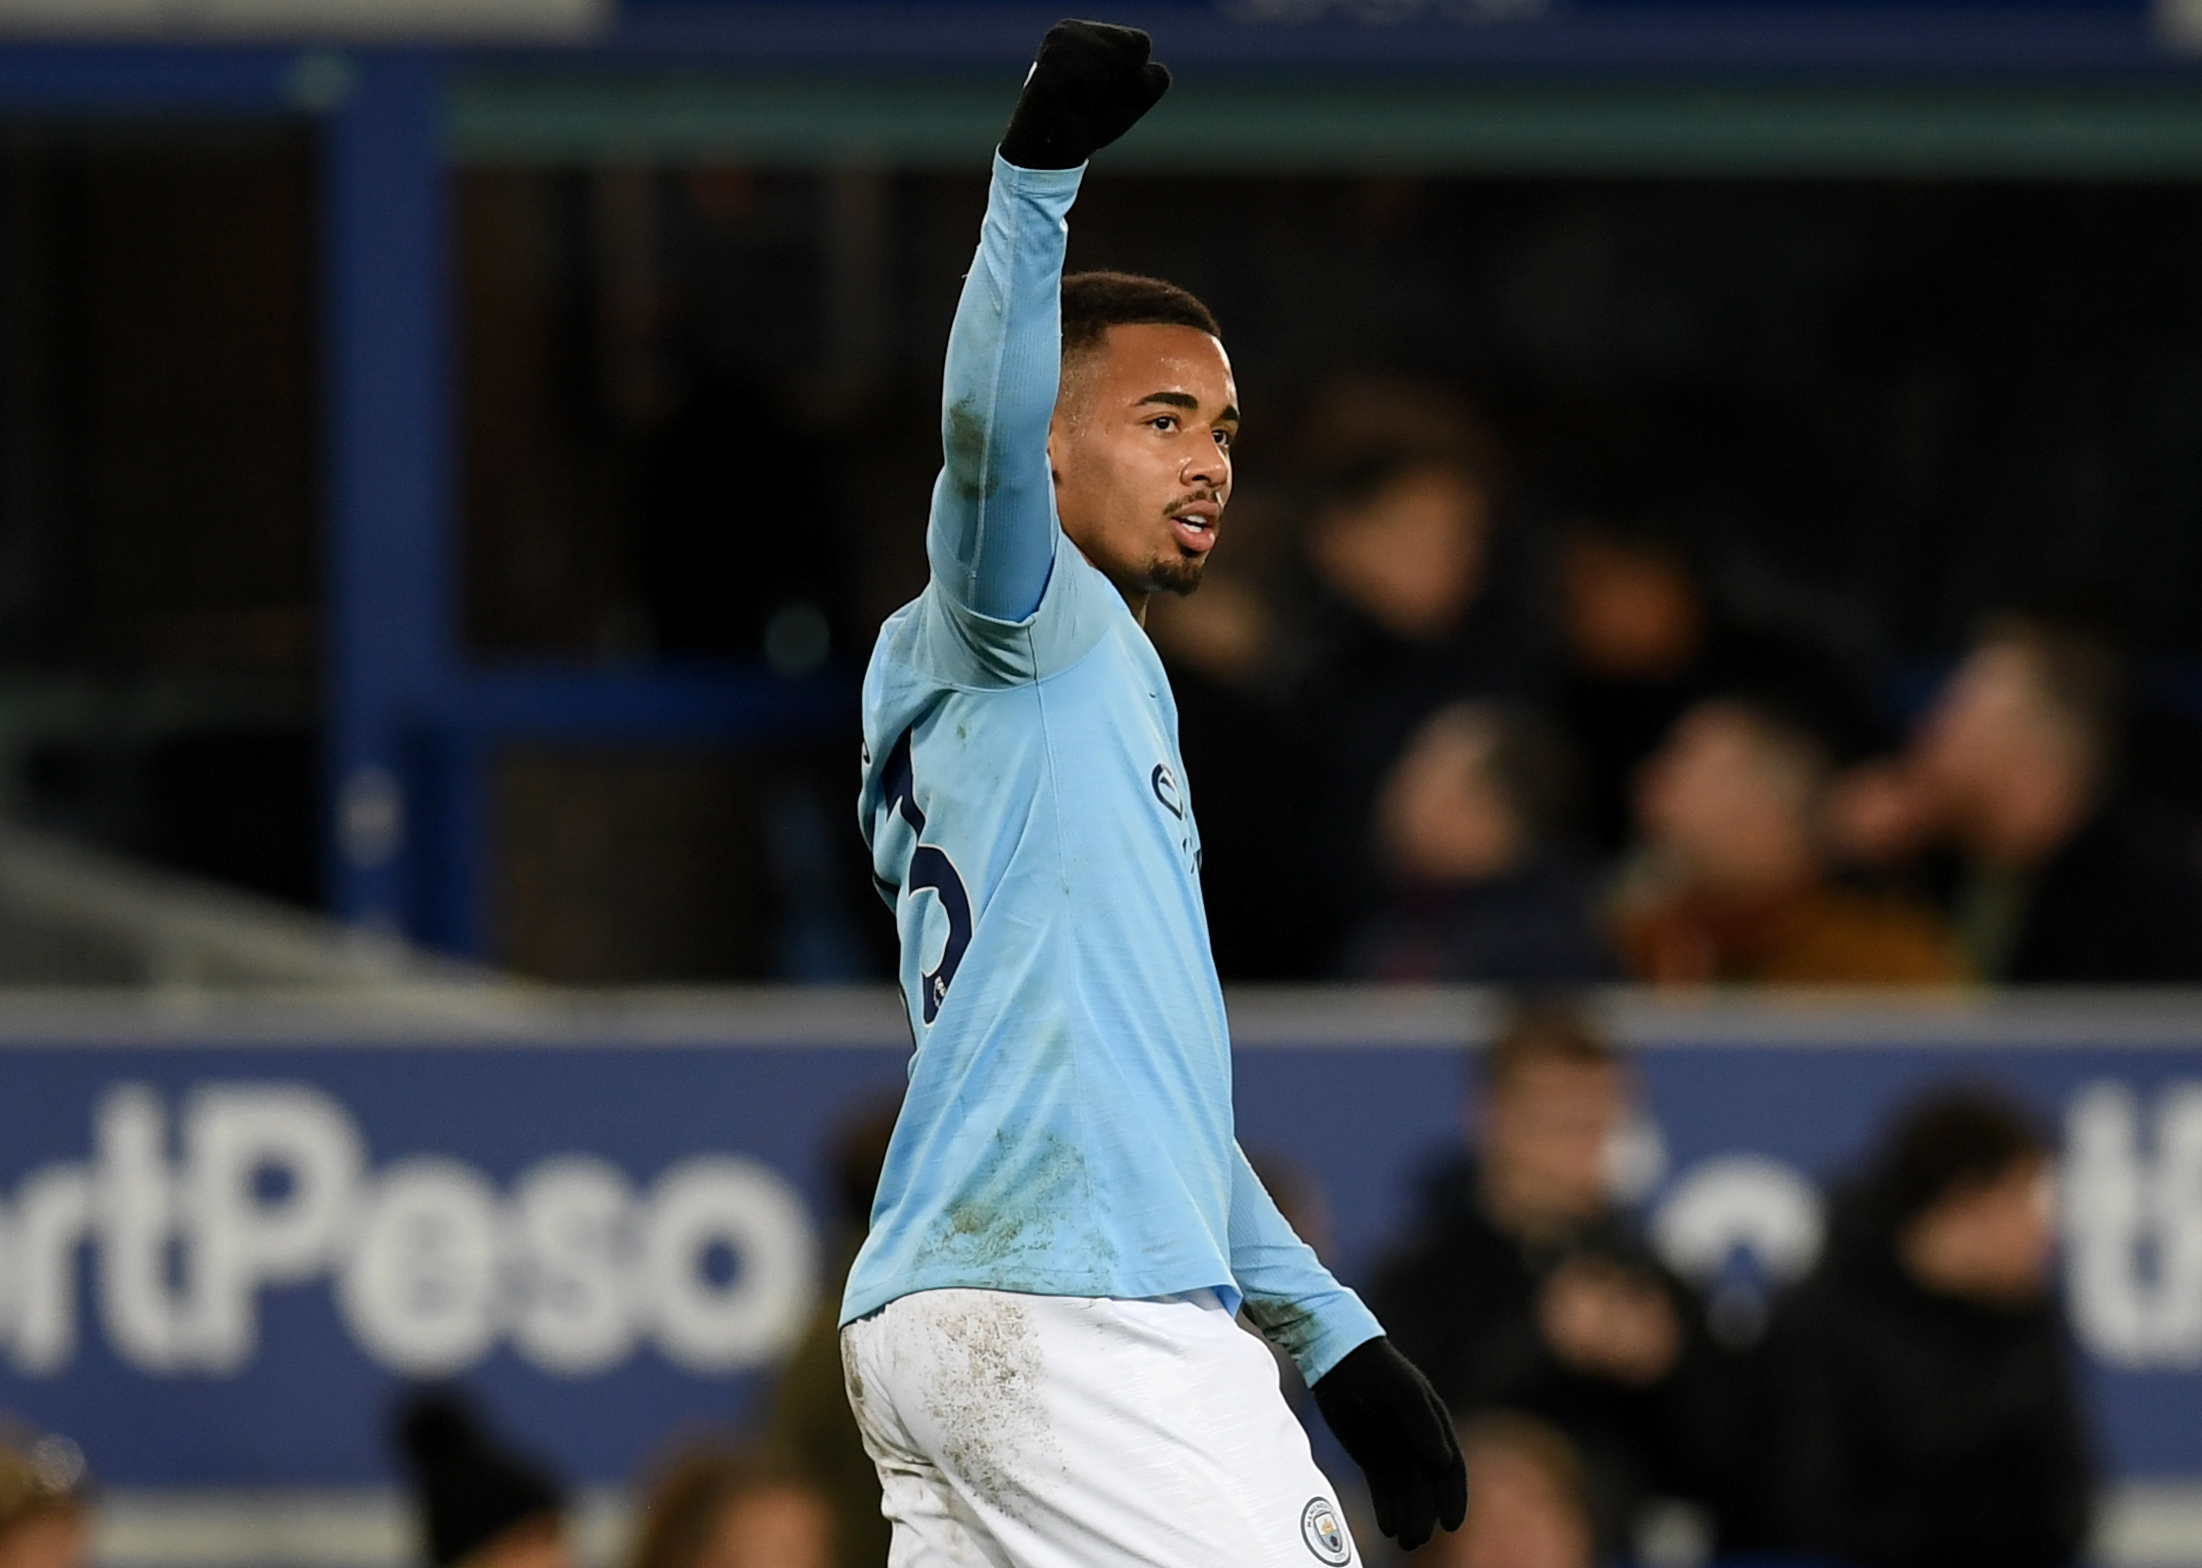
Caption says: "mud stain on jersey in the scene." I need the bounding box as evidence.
[1241,1295,1316,1345]
[925,1293,1059,1522]
[938,1125,1071,1271]
[929,1025,1117,1280]
[1241,1295,1324,1377]
[944,400,1000,500]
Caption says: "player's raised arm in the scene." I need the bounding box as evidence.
[927,22,1169,622]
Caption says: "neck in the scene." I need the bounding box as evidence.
[1073,536,1152,624]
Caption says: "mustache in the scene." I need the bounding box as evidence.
[1166,489,1224,514]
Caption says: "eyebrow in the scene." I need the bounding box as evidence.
[1136,391,1241,423]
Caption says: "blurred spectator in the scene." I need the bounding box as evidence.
[1754,1087,2090,1568]
[1294,435,1540,741]
[1283,386,1548,965]
[1615,698,1965,985]
[1838,616,2202,982]
[1554,517,1888,860]
[1306,454,1496,649]
[0,1425,89,1568]
[1414,1413,1594,1568]
[630,1443,832,1568]
[394,1391,567,1568]
[1344,702,1610,983]
[766,1099,898,1568]
[1370,1005,1728,1560]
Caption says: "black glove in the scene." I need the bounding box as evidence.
[999,19,1171,171]
[1311,1337,1468,1552]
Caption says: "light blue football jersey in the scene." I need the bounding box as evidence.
[840,155,1381,1382]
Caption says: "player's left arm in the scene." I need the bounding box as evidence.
[1227,1145,1379,1378]
[1230,1146,1467,1552]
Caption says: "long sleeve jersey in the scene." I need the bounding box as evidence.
[839,153,1382,1382]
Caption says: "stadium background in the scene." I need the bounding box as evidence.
[1,1,2202,1565]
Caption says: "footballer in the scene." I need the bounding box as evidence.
[839,21,1467,1566]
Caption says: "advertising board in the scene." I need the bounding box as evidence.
[1,990,2199,1495]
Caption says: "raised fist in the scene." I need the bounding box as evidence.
[1000,20,1172,171]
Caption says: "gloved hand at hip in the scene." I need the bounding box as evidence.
[1311,1336,1469,1552]
[1000,19,1171,170]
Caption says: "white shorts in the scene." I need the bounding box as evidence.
[841,1287,1362,1568]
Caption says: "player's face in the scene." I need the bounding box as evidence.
[1050,323,1238,614]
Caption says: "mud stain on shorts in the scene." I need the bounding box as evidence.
[923,1294,1060,1523]
[839,1326,866,1411]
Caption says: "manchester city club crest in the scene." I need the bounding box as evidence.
[1301,1496,1351,1565]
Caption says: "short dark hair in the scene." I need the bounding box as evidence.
[1060,270,1220,361]
[1873,1085,2051,1227]
[1477,999,1618,1094]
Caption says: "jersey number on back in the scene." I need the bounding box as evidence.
[882,728,972,1024]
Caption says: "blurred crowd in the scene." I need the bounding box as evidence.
[3,360,2164,1566]
[0,1013,2091,1568]
[1146,374,2202,987]
[1373,1005,2087,1568]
